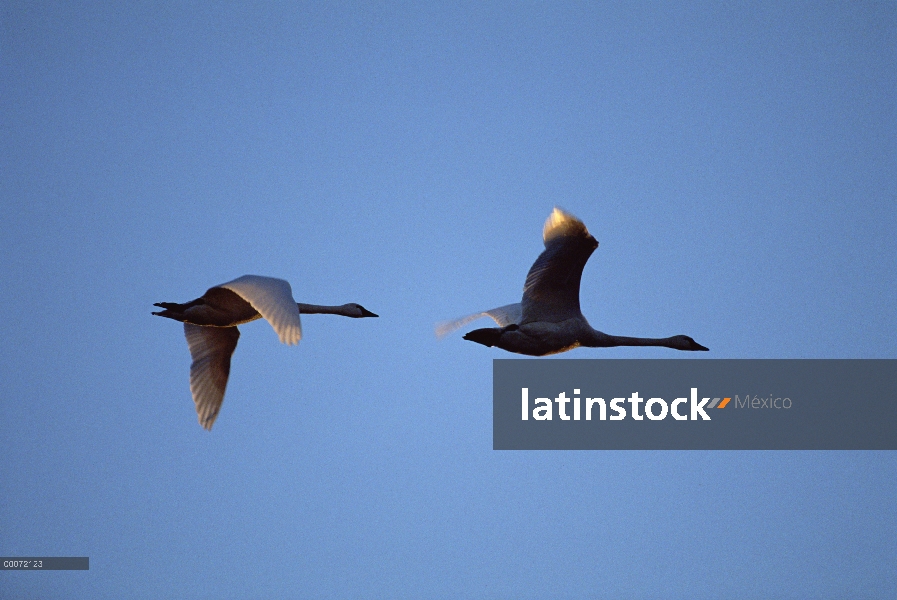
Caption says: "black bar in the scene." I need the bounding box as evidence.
[1,557,88,570]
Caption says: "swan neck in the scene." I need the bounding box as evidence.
[584,330,678,349]
[296,303,348,316]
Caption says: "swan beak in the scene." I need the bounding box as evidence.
[359,307,379,318]
[694,342,709,351]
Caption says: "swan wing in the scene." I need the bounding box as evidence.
[520,208,598,323]
[219,275,302,345]
[184,323,240,431]
[435,303,522,338]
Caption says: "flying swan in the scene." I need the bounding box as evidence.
[436,208,708,356]
[154,274,378,430]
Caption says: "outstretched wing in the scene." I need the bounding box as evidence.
[520,208,598,324]
[219,275,302,345]
[184,323,240,431]
[435,303,522,338]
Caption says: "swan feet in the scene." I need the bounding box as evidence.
[463,327,502,347]
[463,324,519,348]
[152,300,206,321]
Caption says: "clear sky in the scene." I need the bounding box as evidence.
[2,2,895,598]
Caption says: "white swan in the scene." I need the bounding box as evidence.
[154,275,378,430]
[436,208,708,356]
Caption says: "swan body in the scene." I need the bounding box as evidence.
[437,209,708,356]
[154,275,378,430]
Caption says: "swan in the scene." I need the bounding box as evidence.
[153,275,378,430]
[436,208,708,356]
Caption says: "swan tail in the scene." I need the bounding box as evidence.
[154,298,206,311]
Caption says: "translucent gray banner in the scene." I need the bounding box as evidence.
[493,359,897,450]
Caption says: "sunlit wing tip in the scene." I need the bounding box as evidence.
[542,206,590,243]
[434,320,458,339]
[190,369,224,428]
[199,413,216,431]
[269,316,302,345]
[190,381,223,431]
[434,312,489,339]
[274,318,302,345]
[279,329,302,345]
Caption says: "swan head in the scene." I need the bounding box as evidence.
[346,304,379,318]
[670,335,709,351]
[544,207,599,250]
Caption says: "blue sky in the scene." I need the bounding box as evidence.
[2,2,895,598]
